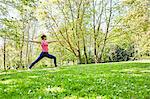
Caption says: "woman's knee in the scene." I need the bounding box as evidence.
[53,56,56,59]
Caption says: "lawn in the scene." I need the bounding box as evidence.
[0,62,150,99]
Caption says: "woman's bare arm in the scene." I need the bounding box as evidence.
[47,41,63,43]
[25,40,63,43]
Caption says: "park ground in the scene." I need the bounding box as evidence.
[0,61,150,99]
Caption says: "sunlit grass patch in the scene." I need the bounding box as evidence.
[28,76,39,78]
[0,71,16,75]
[45,86,65,93]
[64,96,78,99]
[140,70,150,73]
[129,74,143,77]
[117,68,150,75]
[0,79,15,84]
[96,96,116,99]
[64,96,87,99]
[64,95,108,99]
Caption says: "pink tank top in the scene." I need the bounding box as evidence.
[41,40,48,52]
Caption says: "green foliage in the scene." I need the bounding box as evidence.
[121,0,150,56]
[0,62,150,98]
[0,18,22,40]
[21,0,36,5]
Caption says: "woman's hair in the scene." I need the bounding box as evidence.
[41,35,47,40]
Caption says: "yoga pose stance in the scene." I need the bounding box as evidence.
[29,35,57,69]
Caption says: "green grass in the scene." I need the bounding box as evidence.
[0,62,150,99]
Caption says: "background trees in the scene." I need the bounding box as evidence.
[0,0,149,69]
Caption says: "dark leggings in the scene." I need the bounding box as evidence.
[29,52,57,69]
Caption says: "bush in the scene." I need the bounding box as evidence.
[108,45,134,62]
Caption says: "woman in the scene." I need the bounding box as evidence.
[29,35,57,69]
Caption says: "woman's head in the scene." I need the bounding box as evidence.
[41,35,47,40]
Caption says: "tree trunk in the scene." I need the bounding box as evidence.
[77,49,82,64]
[99,0,112,62]
[93,0,98,63]
[3,36,6,70]
[26,22,30,67]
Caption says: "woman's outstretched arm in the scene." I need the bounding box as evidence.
[47,40,63,43]
[25,40,63,43]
